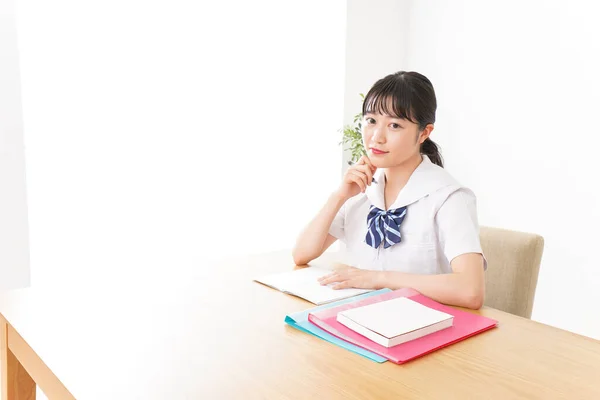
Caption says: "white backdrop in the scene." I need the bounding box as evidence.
[345,0,600,339]
[14,0,346,289]
[0,0,30,290]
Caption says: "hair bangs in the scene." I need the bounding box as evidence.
[362,78,416,123]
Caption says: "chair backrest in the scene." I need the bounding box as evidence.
[480,226,544,318]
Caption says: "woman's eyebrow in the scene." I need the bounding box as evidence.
[365,112,404,120]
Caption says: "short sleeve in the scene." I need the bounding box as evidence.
[435,188,487,270]
[328,203,346,243]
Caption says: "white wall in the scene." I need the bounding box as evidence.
[342,0,411,167]
[346,0,600,338]
[0,0,30,290]
[14,0,346,286]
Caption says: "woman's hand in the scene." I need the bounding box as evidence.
[318,266,384,290]
[335,156,377,201]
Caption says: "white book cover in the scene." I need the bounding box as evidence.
[338,297,453,339]
[254,267,372,305]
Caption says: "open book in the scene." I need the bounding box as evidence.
[337,297,454,347]
[254,266,372,305]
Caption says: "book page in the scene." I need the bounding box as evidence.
[255,266,371,304]
[254,266,331,291]
[289,281,371,305]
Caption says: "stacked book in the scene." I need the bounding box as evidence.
[255,267,497,364]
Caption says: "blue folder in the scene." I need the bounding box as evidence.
[284,289,392,362]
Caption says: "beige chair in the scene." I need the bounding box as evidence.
[480,226,544,318]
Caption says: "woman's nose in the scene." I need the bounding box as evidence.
[371,127,385,143]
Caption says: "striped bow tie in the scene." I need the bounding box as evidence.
[365,205,407,249]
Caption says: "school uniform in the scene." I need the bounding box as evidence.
[329,155,486,274]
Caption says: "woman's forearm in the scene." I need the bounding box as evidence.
[377,270,485,309]
[292,192,346,265]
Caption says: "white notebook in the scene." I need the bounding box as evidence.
[254,267,372,305]
[337,297,454,347]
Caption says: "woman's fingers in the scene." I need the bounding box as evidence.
[359,155,377,173]
[354,164,373,185]
[332,281,352,290]
[347,170,367,192]
[318,273,340,285]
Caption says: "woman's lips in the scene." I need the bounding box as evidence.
[370,148,388,155]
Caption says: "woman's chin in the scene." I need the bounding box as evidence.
[369,157,388,169]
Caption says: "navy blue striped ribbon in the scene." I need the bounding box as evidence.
[365,205,407,249]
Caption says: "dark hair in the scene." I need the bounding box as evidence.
[362,71,443,168]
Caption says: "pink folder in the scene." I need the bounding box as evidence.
[308,288,498,364]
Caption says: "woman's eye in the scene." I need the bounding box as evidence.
[391,123,402,129]
[366,118,376,124]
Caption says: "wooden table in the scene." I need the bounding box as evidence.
[1,251,600,399]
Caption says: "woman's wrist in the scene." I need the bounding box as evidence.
[375,271,404,290]
[375,271,389,289]
[330,190,349,205]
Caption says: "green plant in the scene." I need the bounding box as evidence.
[339,93,366,165]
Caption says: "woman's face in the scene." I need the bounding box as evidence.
[362,111,432,169]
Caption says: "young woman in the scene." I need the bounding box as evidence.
[292,71,486,309]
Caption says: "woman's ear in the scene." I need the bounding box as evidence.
[418,124,434,144]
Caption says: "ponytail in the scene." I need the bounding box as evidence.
[421,137,444,168]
